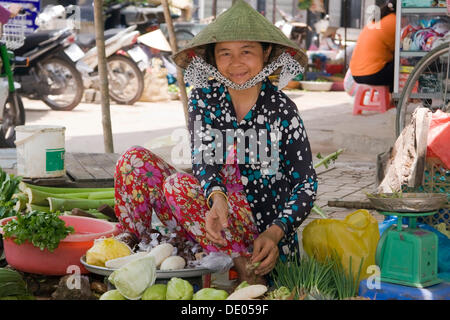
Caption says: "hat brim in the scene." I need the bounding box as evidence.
[172,0,308,74]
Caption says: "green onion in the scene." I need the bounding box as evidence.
[87,190,115,200]
[19,182,113,194]
[47,197,115,212]
[24,188,91,206]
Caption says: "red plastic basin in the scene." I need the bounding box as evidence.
[0,215,120,275]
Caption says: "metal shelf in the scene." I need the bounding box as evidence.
[400,51,429,57]
[402,7,447,14]
[394,0,448,94]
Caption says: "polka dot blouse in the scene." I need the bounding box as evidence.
[188,78,318,258]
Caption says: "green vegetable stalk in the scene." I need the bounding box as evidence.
[48,197,115,212]
[19,182,113,195]
[310,149,345,219]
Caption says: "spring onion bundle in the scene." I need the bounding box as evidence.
[15,182,116,217]
[271,251,364,300]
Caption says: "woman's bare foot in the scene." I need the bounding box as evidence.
[233,256,267,286]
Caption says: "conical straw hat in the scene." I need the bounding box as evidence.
[172,0,307,72]
[138,29,172,52]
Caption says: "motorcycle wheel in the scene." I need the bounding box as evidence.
[40,57,84,111]
[107,55,144,105]
[0,92,25,148]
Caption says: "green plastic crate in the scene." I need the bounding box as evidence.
[402,158,449,228]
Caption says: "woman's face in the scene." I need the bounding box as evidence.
[214,41,272,85]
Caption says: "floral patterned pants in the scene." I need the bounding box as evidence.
[114,146,259,258]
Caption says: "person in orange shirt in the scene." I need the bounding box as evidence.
[350,0,396,92]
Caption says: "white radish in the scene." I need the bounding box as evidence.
[105,252,150,269]
[159,256,186,271]
[226,285,268,300]
[148,243,174,267]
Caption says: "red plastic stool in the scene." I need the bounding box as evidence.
[353,85,394,115]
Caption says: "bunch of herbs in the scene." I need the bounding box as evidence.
[2,210,75,252]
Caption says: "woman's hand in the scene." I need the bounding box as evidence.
[251,225,284,276]
[205,193,229,246]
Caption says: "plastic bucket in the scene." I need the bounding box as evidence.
[15,125,66,178]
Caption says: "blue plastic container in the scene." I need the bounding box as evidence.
[358,280,450,300]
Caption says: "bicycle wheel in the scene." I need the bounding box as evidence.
[396,42,450,136]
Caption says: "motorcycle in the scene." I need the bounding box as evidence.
[275,8,311,49]
[76,24,146,105]
[38,4,146,105]
[13,26,84,111]
[0,14,28,147]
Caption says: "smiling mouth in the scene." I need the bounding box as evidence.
[230,72,248,78]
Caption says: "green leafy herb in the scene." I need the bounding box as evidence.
[3,211,75,252]
[0,168,22,219]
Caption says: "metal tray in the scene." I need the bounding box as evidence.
[366,193,448,213]
[80,255,211,279]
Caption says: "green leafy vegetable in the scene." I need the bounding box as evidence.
[142,284,167,300]
[166,277,193,300]
[99,289,127,300]
[315,149,344,170]
[193,288,228,300]
[108,255,157,300]
[2,211,74,252]
[0,168,22,219]
[311,149,345,219]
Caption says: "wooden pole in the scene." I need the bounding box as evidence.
[273,0,276,24]
[93,0,114,153]
[212,0,217,18]
[161,0,189,128]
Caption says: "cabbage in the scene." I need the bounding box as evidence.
[141,284,167,300]
[99,289,127,300]
[108,255,156,300]
[166,277,193,300]
[193,288,229,300]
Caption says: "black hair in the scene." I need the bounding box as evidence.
[205,42,272,67]
[377,0,396,19]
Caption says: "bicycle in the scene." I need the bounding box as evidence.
[396,41,450,137]
[0,12,28,147]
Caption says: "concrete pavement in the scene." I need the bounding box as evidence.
[20,89,397,163]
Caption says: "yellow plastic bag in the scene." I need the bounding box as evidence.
[302,209,380,282]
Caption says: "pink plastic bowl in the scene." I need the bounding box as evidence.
[0,215,120,275]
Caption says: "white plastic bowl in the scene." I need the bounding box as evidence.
[300,81,333,91]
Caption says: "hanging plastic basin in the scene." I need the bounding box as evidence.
[0,215,120,275]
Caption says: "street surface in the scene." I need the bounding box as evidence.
[22,90,397,163]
